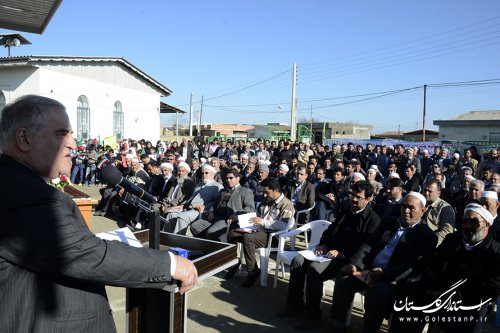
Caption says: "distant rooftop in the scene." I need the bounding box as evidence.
[450,111,500,121]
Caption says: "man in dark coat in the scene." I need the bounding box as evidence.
[0,95,197,332]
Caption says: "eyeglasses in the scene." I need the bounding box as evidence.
[202,172,211,174]
[226,176,235,180]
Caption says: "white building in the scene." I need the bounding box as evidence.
[434,111,500,143]
[0,55,172,143]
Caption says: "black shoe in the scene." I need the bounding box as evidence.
[276,307,303,318]
[224,261,241,279]
[294,316,321,330]
[241,268,260,288]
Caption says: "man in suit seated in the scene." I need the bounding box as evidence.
[161,162,195,209]
[279,181,381,330]
[330,192,437,333]
[162,164,223,235]
[190,169,255,241]
[0,95,197,332]
[285,165,315,224]
[226,177,295,287]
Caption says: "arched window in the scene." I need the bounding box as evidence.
[0,91,6,117]
[76,95,90,140]
[113,101,124,140]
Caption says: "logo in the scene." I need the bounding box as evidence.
[393,279,491,314]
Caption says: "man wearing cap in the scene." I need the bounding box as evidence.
[330,192,437,333]
[159,162,175,201]
[391,203,500,333]
[190,169,255,241]
[162,164,223,235]
[480,191,500,240]
[161,162,195,209]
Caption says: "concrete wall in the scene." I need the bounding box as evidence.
[438,125,500,142]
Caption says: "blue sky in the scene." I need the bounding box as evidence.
[2,1,500,133]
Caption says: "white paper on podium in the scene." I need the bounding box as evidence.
[298,250,332,263]
[96,227,143,248]
[237,212,257,228]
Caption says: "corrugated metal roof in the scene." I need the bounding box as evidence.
[0,55,172,96]
[0,0,62,34]
[450,111,500,121]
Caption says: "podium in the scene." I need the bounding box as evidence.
[127,230,238,333]
[64,185,98,227]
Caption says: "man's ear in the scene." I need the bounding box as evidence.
[15,127,32,152]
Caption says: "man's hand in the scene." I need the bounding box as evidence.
[250,216,263,225]
[193,204,205,212]
[314,245,328,256]
[172,255,198,294]
[118,186,125,197]
[227,214,238,224]
[324,249,345,259]
[341,264,357,275]
[206,212,214,222]
[368,267,384,286]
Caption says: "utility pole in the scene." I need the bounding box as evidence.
[290,63,297,141]
[198,95,204,136]
[310,104,313,139]
[175,110,179,142]
[422,84,427,141]
[189,93,193,136]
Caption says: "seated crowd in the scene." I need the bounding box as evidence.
[82,137,499,332]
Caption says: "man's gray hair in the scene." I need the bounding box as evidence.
[469,179,485,190]
[0,95,65,151]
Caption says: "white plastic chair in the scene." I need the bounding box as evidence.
[273,219,331,288]
[290,202,316,250]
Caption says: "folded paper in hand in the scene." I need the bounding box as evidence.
[298,250,332,263]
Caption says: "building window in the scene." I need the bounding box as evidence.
[77,95,90,141]
[0,91,5,117]
[113,101,124,140]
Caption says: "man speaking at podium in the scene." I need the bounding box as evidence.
[0,95,198,332]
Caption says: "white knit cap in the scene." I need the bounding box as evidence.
[464,203,494,225]
[160,162,174,170]
[481,191,498,201]
[405,191,426,207]
[389,172,400,179]
[351,172,366,181]
[202,164,216,174]
[279,164,289,173]
[177,162,191,173]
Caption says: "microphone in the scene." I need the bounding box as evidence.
[101,164,157,204]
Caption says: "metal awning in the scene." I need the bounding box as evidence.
[160,102,186,114]
[0,0,63,34]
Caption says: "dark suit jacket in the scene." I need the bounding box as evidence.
[285,180,315,223]
[179,143,195,164]
[165,177,196,206]
[351,217,438,284]
[0,154,173,332]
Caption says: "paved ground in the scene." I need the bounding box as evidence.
[78,185,497,333]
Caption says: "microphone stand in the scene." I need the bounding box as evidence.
[129,195,162,250]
